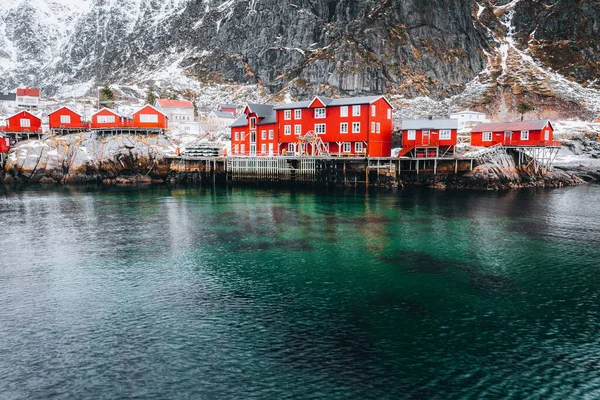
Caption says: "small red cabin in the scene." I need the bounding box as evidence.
[471,120,556,147]
[399,119,458,157]
[132,105,168,130]
[49,107,89,132]
[3,111,42,134]
[90,108,132,130]
[0,136,10,153]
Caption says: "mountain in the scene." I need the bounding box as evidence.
[1,0,599,118]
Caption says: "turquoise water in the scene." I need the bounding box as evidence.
[1,184,600,399]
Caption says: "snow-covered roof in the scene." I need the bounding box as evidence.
[6,110,41,121]
[401,119,458,130]
[471,120,552,133]
[50,106,81,116]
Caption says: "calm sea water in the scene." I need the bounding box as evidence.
[1,184,600,399]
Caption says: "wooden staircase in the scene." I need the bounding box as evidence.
[397,144,415,158]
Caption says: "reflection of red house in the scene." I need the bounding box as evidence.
[399,119,458,157]
[471,121,558,147]
[90,108,132,130]
[2,111,42,135]
[132,105,168,131]
[0,136,10,153]
[49,107,90,133]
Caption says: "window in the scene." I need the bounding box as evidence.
[352,122,361,133]
[284,125,291,136]
[60,115,71,124]
[287,143,296,153]
[294,109,302,120]
[342,142,351,153]
[140,114,159,123]
[544,130,550,141]
[483,132,492,141]
[261,130,267,140]
[98,115,115,123]
[387,109,392,120]
[241,144,245,153]
[352,105,361,116]
[340,123,348,134]
[284,110,291,120]
[234,144,239,153]
[250,117,256,129]
[371,105,376,117]
[269,130,274,139]
[295,125,302,135]
[315,124,326,134]
[371,122,376,133]
[261,144,266,153]
[20,118,30,127]
[340,106,348,117]
[250,132,256,143]
[376,123,381,134]
[355,142,364,153]
[407,130,416,140]
[439,129,451,140]
[315,108,326,119]
[521,130,529,141]
[234,131,239,141]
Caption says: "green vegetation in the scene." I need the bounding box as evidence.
[517,101,536,121]
[99,83,115,108]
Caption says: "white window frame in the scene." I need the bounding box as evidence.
[20,118,31,127]
[287,143,296,153]
[315,108,326,119]
[60,115,71,124]
[340,106,348,117]
[387,109,392,120]
[241,144,245,153]
[234,144,239,153]
[261,144,266,153]
[284,110,291,120]
[315,124,326,134]
[268,130,274,140]
[140,114,159,123]
[376,123,381,134]
[294,109,302,120]
[544,130,550,141]
[482,132,492,141]
[371,105,376,117]
[284,125,291,136]
[340,123,348,134]
[371,122,376,133]
[250,117,257,129]
[352,105,361,116]
[342,142,351,153]
[439,129,451,140]
[352,122,361,133]
[98,115,115,124]
[521,130,529,141]
[261,130,267,140]
[355,142,364,153]
[294,125,302,136]
[407,130,416,140]
[234,131,239,141]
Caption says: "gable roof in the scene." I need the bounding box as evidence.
[273,101,312,110]
[155,99,194,109]
[218,104,236,109]
[0,92,16,101]
[212,111,236,119]
[230,114,248,128]
[246,104,273,119]
[257,110,277,125]
[50,106,81,117]
[133,104,167,118]
[309,95,392,108]
[92,107,131,119]
[7,110,41,121]
[16,87,40,97]
[471,120,552,133]
[401,119,459,130]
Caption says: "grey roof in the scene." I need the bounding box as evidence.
[401,119,459,130]
[219,104,236,109]
[471,120,551,133]
[273,101,312,110]
[451,110,486,115]
[258,111,277,125]
[327,96,387,106]
[230,114,248,128]
[213,111,236,119]
[247,103,273,118]
[0,92,16,101]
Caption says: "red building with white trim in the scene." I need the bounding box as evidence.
[49,107,90,133]
[231,104,277,156]
[90,108,133,131]
[471,121,557,147]
[1,111,42,138]
[399,119,458,157]
[132,105,168,131]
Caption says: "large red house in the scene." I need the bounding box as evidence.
[49,107,89,133]
[90,108,133,130]
[2,111,42,135]
[471,120,557,147]
[399,119,458,157]
[230,104,277,156]
[275,96,394,157]
[132,105,168,131]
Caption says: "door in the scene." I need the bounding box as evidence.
[422,130,430,145]
[504,131,511,145]
[269,143,274,156]
[250,144,256,156]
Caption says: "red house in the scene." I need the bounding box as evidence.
[132,105,168,131]
[218,104,237,117]
[399,119,458,157]
[471,120,557,147]
[49,107,90,133]
[2,111,42,137]
[90,108,133,131]
[275,95,394,157]
[0,135,10,153]
[230,104,277,156]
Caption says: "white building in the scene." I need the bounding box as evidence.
[0,92,16,112]
[450,110,490,129]
[207,110,236,130]
[154,99,197,133]
[15,88,41,108]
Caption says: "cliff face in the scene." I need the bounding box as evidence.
[0,0,599,115]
